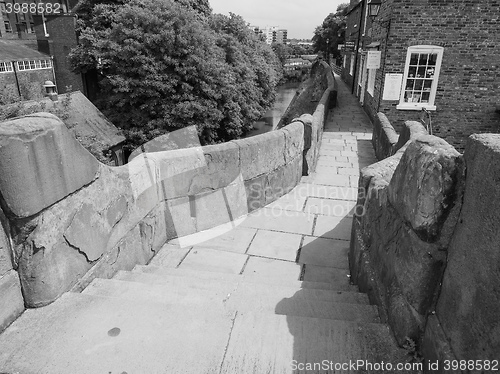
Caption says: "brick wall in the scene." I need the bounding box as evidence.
[342,2,363,90]
[363,0,500,152]
[0,69,54,102]
[33,14,84,94]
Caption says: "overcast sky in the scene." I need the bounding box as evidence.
[208,0,347,40]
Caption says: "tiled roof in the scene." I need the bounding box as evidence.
[0,40,50,62]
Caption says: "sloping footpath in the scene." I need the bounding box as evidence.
[0,76,420,373]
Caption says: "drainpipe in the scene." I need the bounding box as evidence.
[352,0,366,94]
[12,60,21,99]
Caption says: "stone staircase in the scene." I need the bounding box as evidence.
[0,77,419,373]
[0,235,413,373]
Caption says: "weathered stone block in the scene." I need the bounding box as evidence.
[106,196,128,228]
[128,125,200,160]
[235,131,286,180]
[422,315,460,374]
[0,270,24,333]
[18,239,91,307]
[372,112,399,160]
[0,113,99,218]
[388,135,462,241]
[165,196,197,238]
[221,177,249,222]
[0,220,12,277]
[193,189,236,232]
[64,203,110,262]
[244,174,267,212]
[394,120,428,152]
[188,142,240,195]
[281,122,304,163]
[436,134,500,361]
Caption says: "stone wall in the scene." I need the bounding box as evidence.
[0,208,24,333]
[352,114,500,370]
[423,134,500,368]
[0,112,305,310]
[372,114,430,161]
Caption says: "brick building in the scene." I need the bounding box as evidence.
[1,0,91,99]
[0,39,55,102]
[342,0,500,151]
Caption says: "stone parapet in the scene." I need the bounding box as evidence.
[350,133,464,347]
[0,113,99,218]
[0,111,306,308]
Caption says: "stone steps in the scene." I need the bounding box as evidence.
[0,78,414,373]
[0,292,409,374]
[134,264,358,292]
[83,275,379,322]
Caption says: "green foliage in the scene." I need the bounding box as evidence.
[312,3,349,64]
[70,0,280,147]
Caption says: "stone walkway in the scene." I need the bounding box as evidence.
[0,77,417,374]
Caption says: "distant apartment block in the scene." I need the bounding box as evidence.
[247,23,287,45]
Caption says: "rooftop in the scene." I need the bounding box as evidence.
[0,40,50,62]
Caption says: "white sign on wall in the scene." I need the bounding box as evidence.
[382,73,403,101]
[366,51,381,69]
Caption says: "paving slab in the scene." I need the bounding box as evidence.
[308,173,351,187]
[247,229,302,261]
[305,197,356,217]
[220,313,411,374]
[179,247,248,274]
[242,256,302,281]
[0,293,234,374]
[187,226,257,254]
[148,243,191,268]
[303,264,352,285]
[299,236,350,268]
[313,215,353,240]
[240,207,314,235]
[294,183,358,201]
[265,191,306,212]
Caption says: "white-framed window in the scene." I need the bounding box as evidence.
[367,68,375,96]
[397,45,444,111]
[349,53,355,75]
[0,61,13,73]
[17,59,52,71]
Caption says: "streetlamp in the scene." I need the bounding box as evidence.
[368,0,382,20]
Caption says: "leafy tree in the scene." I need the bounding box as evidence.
[312,3,349,64]
[69,0,280,146]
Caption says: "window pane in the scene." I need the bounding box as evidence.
[29,60,35,69]
[428,53,437,66]
[408,66,417,78]
[414,79,424,90]
[423,80,432,90]
[419,54,429,65]
[417,67,426,78]
[409,53,419,65]
[406,79,415,90]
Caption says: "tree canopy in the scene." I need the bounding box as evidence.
[312,3,349,64]
[69,0,281,147]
